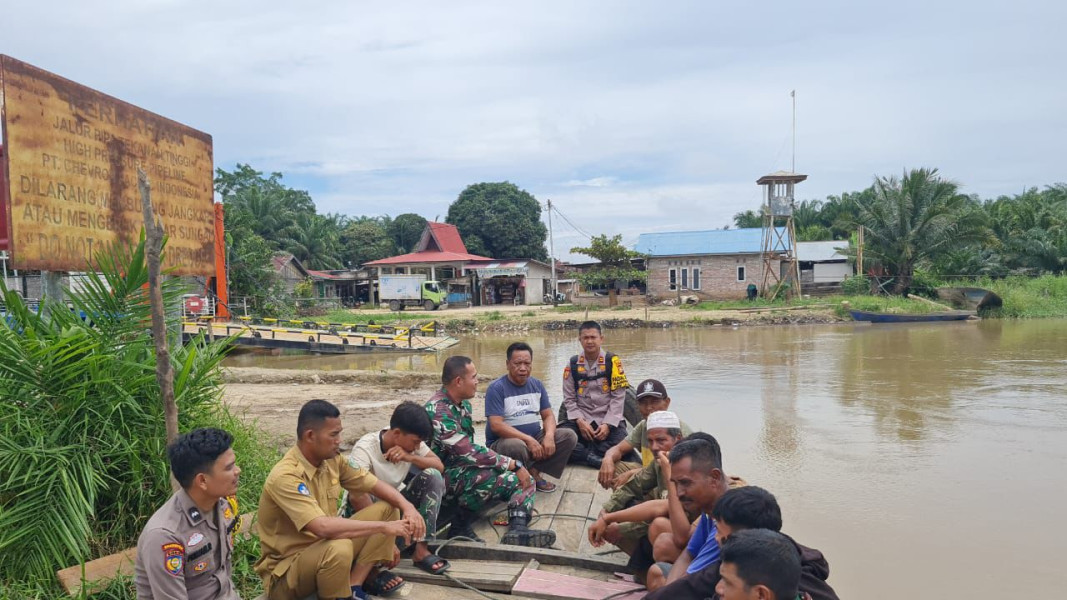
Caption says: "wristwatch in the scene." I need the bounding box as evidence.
[512,459,524,471]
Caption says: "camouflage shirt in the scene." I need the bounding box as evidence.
[425,389,511,472]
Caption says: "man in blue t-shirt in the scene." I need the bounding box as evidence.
[486,342,578,493]
[643,434,731,595]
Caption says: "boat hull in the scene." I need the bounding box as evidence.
[849,309,973,323]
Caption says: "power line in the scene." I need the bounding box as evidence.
[549,203,594,240]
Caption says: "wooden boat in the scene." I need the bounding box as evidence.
[936,287,1003,311]
[849,309,974,323]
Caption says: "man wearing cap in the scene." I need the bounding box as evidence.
[587,411,688,580]
[598,379,691,491]
[558,321,630,468]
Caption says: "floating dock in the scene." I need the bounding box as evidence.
[181,318,460,353]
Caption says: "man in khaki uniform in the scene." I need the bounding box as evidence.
[256,400,424,600]
[135,428,242,600]
[559,320,630,468]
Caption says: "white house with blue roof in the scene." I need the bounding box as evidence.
[634,227,781,300]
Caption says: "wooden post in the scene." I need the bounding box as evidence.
[857,226,864,276]
[139,168,179,456]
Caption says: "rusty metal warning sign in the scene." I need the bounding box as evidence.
[0,55,215,275]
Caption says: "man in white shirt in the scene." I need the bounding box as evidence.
[347,401,450,576]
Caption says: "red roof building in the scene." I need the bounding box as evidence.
[364,222,490,267]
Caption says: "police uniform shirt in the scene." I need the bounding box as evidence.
[134,489,239,600]
[254,446,379,580]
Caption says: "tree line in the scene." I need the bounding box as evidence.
[216,165,548,309]
[732,169,1067,293]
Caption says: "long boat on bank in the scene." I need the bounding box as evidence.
[849,309,974,323]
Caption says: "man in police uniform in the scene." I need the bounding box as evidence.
[256,399,423,600]
[135,427,242,600]
[558,320,630,468]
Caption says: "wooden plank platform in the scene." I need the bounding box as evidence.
[56,548,136,596]
[426,540,627,573]
[391,558,536,592]
[512,568,645,600]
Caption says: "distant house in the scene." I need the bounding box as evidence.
[272,253,310,294]
[634,228,782,300]
[797,241,853,288]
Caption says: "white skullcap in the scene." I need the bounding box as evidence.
[646,410,680,431]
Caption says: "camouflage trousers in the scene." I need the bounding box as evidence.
[401,467,444,541]
[443,464,534,513]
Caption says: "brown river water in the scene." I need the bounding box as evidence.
[225,319,1067,598]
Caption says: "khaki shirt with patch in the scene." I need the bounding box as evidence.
[254,446,379,579]
[134,489,240,600]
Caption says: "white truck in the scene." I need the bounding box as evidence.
[379,274,447,311]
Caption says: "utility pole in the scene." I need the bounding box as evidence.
[547,199,557,303]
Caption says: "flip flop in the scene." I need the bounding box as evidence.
[535,478,557,493]
[414,553,451,575]
[364,570,404,597]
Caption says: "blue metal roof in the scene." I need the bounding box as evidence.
[634,227,788,256]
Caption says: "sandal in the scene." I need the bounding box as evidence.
[535,478,557,493]
[414,553,451,575]
[364,570,404,597]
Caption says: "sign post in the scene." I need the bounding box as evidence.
[0,55,215,276]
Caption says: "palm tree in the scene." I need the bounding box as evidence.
[853,168,993,294]
[281,212,344,270]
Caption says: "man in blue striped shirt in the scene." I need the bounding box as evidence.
[486,342,578,493]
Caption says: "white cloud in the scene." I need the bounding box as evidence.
[2,0,1065,256]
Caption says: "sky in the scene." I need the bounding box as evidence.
[2,0,1065,261]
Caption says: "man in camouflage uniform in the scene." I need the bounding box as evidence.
[425,355,557,548]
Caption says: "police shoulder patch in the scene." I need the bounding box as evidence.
[162,543,184,576]
[297,482,311,496]
[562,366,570,381]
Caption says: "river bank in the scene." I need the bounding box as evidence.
[222,367,488,447]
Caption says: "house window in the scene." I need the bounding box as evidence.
[668,268,677,291]
[737,266,746,282]
[692,268,701,290]
[681,268,689,290]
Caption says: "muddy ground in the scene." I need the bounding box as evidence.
[222,367,488,448]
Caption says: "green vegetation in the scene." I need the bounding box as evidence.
[485,310,505,321]
[732,171,1066,294]
[570,234,647,290]
[521,310,536,317]
[973,275,1067,318]
[0,240,278,599]
[446,182,549,261]
[321,309,403,326]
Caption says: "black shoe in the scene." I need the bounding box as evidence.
[501,506,556,548]
[584,453,604,469]
[446,508,485,543]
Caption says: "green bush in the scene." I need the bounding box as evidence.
[840,275,871,295]
[0,238,278,599]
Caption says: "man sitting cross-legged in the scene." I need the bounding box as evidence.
[255,400,423,600]
[587,411,689,579]
[597,379,691,491]
[347,401,450,576]
[425,355,557,547]
[487,341,578,493]
[645,486,839,600]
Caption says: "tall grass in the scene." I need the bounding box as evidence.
[0,238,278,599]
[974,275,1067,318]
